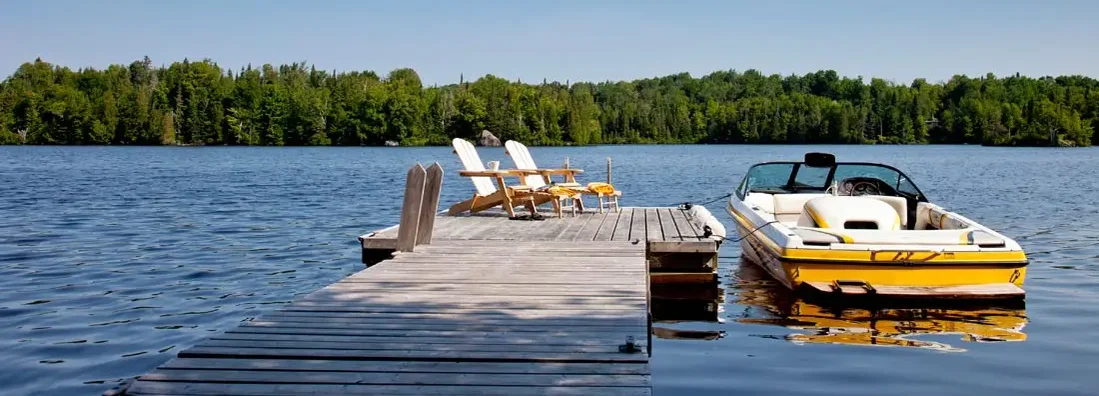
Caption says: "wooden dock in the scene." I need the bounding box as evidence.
[113,240,652,395]
[108,163,723,396]
[361,207,723,283]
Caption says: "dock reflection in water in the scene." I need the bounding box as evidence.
[729,259,1028,352]
[650,283,725,341]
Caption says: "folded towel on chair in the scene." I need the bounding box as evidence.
[586,182,616,195]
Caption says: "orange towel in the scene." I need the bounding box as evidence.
[586,182,616,195]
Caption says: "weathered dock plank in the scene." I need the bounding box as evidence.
[138,369,651,387]
[643,208,660,241]
[670,208,699,239]
[358,207,722,286]
[210,332,643,346]
[157,358,652,375]
[658,208,681,241]
[126,382,651,396]
[568,212,600,241]
[118,240,651,395]
[593,209,624,241]
[223,327,647,341]
[610,208,633,241]
[364,207,714,245]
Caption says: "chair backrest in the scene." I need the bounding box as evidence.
[451,138,497,196]
[504,140,546,188]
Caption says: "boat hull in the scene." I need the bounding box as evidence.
[735,221,1027,299]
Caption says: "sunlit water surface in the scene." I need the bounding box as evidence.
[1,145,1097,395]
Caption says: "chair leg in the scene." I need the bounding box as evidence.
[494,178,518,218]
[526,197,539,215]
[448,196,477,215]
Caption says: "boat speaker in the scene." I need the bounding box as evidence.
[804,152,835,168]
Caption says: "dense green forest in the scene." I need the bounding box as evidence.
[0,57,1094,146]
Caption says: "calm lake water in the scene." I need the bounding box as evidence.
[1,145,1098,395]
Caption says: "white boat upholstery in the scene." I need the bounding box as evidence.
[793,228,850,245]
[798,196,901,230]
[865,195,907,227]
[739,193,1009,248]
[772,193,828,223]
[744,193,909,228]
[916,203,970,230]
[744,192,775,213]
[792,228,1004,246]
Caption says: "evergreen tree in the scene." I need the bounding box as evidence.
[0,58,1093,147]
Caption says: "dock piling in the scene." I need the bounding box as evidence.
[607,157,612,184]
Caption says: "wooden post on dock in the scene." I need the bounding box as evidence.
[396,163,427,252]
[607,157,612,184]
[416,163,444,245]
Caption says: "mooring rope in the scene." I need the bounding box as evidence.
[675,192,733,211]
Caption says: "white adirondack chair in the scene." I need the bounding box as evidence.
[504,140,621,213]
[448,138,558,217]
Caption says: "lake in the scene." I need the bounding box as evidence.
[1,145,1097,395]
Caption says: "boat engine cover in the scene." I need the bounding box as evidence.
[798,196,901,230]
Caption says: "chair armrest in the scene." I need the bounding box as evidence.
[533,168,584,175]
[531,168,583,183]
[458,170,508,177]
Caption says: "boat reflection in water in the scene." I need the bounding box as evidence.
[731,259,1028,352]
[650,283,725,341]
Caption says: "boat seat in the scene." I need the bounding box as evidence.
[772,193,828,223]
[797,196,901,230]
[916,203,970,230]
[865,195,907,228]
[744,192,775,213]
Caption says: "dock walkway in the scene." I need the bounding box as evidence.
[111,162,725,395]
[363,207,705,245]
[115,240,652,396]
[361,207,723,283]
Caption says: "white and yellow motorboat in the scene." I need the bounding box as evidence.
[727,153,1028,299]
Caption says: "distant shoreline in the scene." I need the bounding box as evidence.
[2,58,1093,147]
[2,142,1091,148]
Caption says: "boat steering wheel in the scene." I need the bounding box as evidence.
[838,177,886,196]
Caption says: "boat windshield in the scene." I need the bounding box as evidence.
[737,161,926,201]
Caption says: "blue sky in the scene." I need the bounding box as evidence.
[2,0,1096,85]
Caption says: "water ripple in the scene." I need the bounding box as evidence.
[1,145,1097,396]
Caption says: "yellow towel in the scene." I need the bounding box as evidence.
[586,182,616,195]
[548,185,581,197]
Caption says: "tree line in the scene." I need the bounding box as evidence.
[0,57,1094,146]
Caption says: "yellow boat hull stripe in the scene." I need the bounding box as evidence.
[781,261,1027,287]
[729,206,1028,265]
